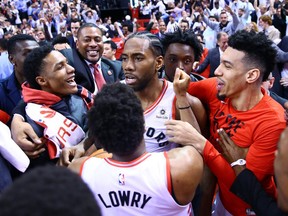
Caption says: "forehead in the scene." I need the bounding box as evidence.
[104,43,112,49]
[71,22,80,27]
[165,43,195,57]
[43,50,66,66]
[123,38,151,54]
[78,27,102,37]
[221,47,245,63]
[15,40,39,52]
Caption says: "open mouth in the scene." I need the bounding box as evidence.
[87,50,99,56]
[217,79,224,91]
[66,77,76,86]
[125,74,137,85]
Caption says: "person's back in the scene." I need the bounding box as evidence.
[70,83,203,216]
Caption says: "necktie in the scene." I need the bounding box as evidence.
[93,64,106,91]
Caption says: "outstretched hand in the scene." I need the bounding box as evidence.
[217,128,248,164]
[165,119,206,154]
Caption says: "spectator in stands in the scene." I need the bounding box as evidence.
[0,38,13,80]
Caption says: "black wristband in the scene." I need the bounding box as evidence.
[178,105,191,110]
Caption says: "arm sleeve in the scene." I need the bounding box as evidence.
[230,169,288,216]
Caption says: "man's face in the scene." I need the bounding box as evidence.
[159,21,166,32]
[220,13,228,25]
[217,34,229,52]
[10,40,39,77]
[164,43,195,81]
[103,43,115,60]
[180,22,189,32]
[214,47,248,100]
[122,26,129,36]
[122,38,163,92]
[71,22,80,37]
[38,50,77,97]
[274,127,288,212]
[76,27,103,64]
[36,31,45,41]
[60,26,66,34]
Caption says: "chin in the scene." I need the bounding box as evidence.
[217,92,226,101]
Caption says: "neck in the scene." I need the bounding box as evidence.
[15,71,26,86]
[135,78,163,111]
[231,84,263,111]
[111,139,146,162]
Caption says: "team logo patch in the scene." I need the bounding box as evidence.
[118,173,125,185]
[156,108,169,119]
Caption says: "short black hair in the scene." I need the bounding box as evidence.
[228,30,276,81]
[88,83,145,156]
[23,45,54,90]
[7,34,37,55]
[0,38,8,50]
[161,29,203,61]
[0,166,102,216]
[125,31,164,57]
[52,36,70,46]
[103,40,117,50]
[77,23,103,38]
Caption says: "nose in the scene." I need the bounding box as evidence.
[66,63,75,74]
[178,61,185,70]
[89,39,98,47]
[214,65,222,77]
[123,58,134,71]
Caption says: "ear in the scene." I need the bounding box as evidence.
[8,54,15,65]
[76,40,79,50]
[246,68,260,84]
[155,56,164,71]
[35,76,47,87]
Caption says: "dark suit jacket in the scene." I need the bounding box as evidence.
[67,35,77,50]
[0,73,22,116]
[66,49,125,93]
[230,169,288,216]
[195,47,220,78]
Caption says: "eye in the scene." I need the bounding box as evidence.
[135,56,143,61]
[121,56,127,62]
[169,57,176,63]
[184,59,192,64]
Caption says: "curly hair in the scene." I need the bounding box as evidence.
[88,83,145,156]
[23,45,54,90]
[0,166,101,216]
[125,31,164,57]
[7,34,37,55]
[161,28,203,62]
[228,30,276,81]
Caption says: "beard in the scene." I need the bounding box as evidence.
[217,92,226,101]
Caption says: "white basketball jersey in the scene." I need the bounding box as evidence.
[144,79,178,152]
[80,152,192,216]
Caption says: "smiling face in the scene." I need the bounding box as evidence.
[76,26,103,64]
[122,37,163,92]
[214,47,248,100]
[164,43,195,81]
[37,50,77,97]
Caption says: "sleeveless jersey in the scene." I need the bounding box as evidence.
[144,79,177,152]
[80,152,192,216]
